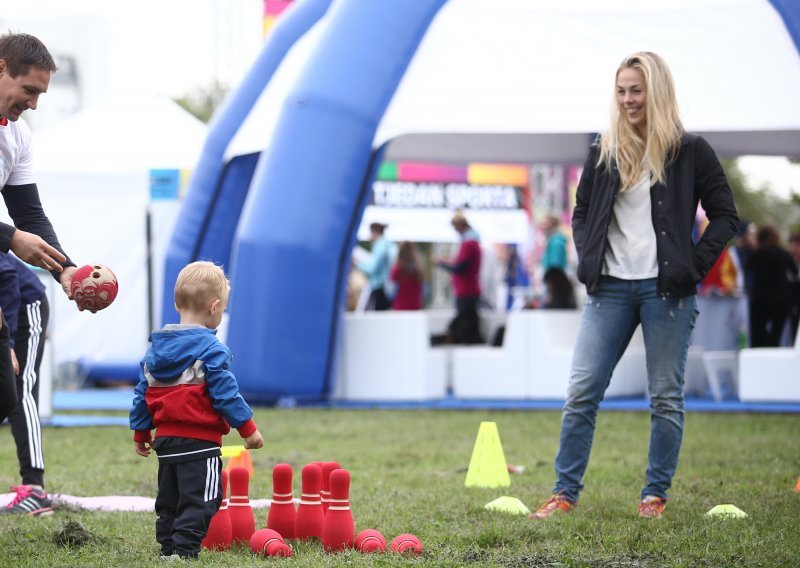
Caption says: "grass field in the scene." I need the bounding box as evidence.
[1,407,799,567]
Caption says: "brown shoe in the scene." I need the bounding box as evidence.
[638,496,667,518]
[528,494,576,519]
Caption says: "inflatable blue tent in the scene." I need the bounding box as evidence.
[162,0,800,403]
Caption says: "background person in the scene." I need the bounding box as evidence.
[390,241,425,310]
[788,232,800,342]
[434,211,483,344]
[354,222,393,311]
[745,225,798,347]
[530,52,738,521]
[541,267,576,310]
[540,214,568,273]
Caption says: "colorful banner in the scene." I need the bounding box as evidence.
[263,0,295,37]
[373,161,529,211]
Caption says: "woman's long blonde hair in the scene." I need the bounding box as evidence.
[599,51,684,191]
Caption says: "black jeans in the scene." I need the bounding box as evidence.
[449,296,484,344]
[366,287,391,311]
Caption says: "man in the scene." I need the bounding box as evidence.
[0,32,81,516]
[355,222,393,311]
[435,211,483,344]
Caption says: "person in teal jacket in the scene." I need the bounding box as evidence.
[541,215,568,272]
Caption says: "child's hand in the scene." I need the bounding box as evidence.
[135,441,152,457]
[245,429,264,450]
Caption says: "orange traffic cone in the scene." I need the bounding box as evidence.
[795,476,800,492]
[224,447,255,478]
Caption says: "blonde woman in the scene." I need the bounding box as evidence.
[531,52,738,520]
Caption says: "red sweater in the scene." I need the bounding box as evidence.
[390,264,423,310]
[450,238,482,298]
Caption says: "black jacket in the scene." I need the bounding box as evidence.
[572,133,739,297]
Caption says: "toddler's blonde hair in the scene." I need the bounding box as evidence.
[174,261,229,312]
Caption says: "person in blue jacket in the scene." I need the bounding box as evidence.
[355,222,393,310]
[0,253,51,516]
[130,261,263,560]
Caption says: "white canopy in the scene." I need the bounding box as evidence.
[228,0,800,162]
[35,92,208,173]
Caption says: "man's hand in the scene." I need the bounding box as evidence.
[135,441,152,457]
[9,230,66,272]
[244,429,264,450]
[59,266,78,300]
[10,349,18,375]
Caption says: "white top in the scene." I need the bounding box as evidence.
[603,171,659,280]
[0,117,35,188]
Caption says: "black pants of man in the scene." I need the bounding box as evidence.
[366,287,391,311]
[449,295,484,344]
[155,455,222,558]
[9,296,49,487]
[0,313,17,424]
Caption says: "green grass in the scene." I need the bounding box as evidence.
[1,408,799,566]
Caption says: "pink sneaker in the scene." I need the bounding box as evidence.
[2,485,54,516]
[638,495,666,518]
[528,494,576,519]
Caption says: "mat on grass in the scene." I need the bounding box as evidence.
[0,493,276,512]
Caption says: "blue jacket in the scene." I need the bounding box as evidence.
[129,325,257,445]
[357,237,393,291]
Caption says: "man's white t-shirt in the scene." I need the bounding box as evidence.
[602,170,659,280]
[0,117,36,188]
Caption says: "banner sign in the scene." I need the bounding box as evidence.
[372,161,529,211]
[371,181,521,209]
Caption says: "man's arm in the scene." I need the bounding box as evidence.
[2,183,76,278]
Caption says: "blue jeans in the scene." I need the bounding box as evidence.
[553,276,698,502]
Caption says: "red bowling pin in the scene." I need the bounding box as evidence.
[322,468,354,552]
[228,466,255,544]
[320,461,341,514]
[266,463,296,539]
[294,463,324,540]
[202,469,232,550]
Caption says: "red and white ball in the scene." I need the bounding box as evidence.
[355,529,386,553]
[390,533,423,555]
[70,264,118,312]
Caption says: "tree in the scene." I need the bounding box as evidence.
[173,80,228,124]
[720,159,800,235]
